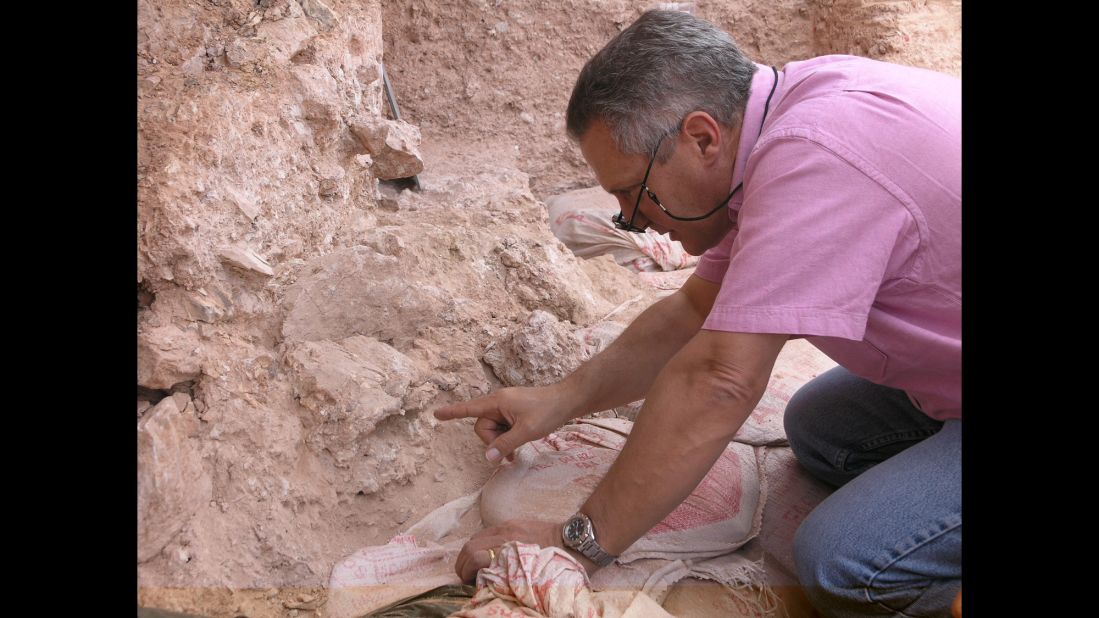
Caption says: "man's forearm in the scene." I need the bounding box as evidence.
[557,280,715,417]
[577,330,787,557]
[578,357,754,554]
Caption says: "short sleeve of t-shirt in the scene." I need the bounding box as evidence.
[696,132,917,341]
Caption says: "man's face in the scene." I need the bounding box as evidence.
[578,119,735,256]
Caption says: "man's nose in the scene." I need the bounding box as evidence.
[615,195,644,228]
[614,195,632,216]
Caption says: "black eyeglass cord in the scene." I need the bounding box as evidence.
[614,66,780,232]
[673,65,780,222]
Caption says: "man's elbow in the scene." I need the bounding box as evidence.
[694,358,768,409]
[671,358,768,441]
[660,329,786,440]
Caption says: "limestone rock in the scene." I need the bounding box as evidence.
[285,336,419,464]
[483,310,583,387]
[219,246,275,277]
[483,311,626,387]
[137,324,203,390]
[138,393,211,562]
[301,0,339,30]
[225,17,316,69]
[347,116,424,180]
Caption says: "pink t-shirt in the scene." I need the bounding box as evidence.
[694,56,961,421]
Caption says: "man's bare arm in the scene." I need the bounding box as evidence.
[434,274,722,461]
[557,274,722,416]
[579,329,789,556]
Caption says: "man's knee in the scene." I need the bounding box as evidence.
[783,374,846,484]
[792,505,866,613]
[783,376,825,453]
[792,490,962,617]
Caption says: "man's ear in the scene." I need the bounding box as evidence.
[679,111,723,161]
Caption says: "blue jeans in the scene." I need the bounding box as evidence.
[784,366,961,617]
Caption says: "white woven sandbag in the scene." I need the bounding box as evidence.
[480,417,763,563]
[546,186,698,273]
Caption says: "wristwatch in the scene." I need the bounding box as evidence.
[561,512,618,567]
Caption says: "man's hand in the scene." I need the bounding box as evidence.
[454,519,598,583]
[434,384,578,463]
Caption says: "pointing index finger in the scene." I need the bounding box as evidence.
[433,395,499,421]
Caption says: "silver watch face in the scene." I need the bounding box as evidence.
[564,515,589,545]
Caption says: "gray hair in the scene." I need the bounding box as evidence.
[566,10,757,160]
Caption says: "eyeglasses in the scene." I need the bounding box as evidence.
[611,133,742,233]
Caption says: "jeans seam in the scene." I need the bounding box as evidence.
[833,428,939,474]
[862,516,962,616]
[831,447,850,472]
[857,428,940,450]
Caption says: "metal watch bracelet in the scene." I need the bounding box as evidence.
[562,512,618,567]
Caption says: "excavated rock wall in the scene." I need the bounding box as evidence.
[137,1,960,615]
